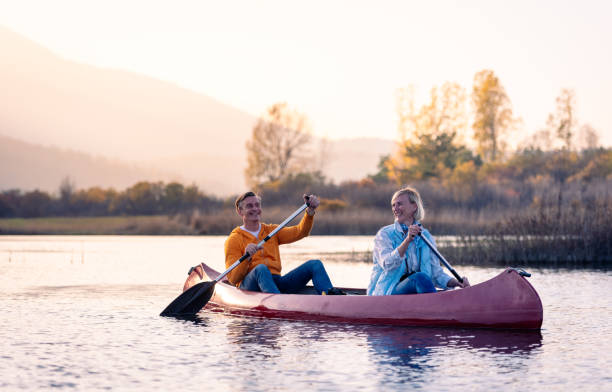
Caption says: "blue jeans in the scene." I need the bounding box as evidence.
[391,272,436,294]
[240,259,333,294]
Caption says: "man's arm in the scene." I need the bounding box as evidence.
[224,234,251,286]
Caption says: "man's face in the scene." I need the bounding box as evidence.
[238,196,262,222]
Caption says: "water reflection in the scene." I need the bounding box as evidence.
[189,312,543,389]
[361,325,542,363]
[224,317,282,353]
[198,312,542,362]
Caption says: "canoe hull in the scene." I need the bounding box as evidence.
[183,264,543,330]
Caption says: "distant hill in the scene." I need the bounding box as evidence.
[0,26,255,161]
[0,134,180,193]
[0,27,394,195]
[0,133,394,194]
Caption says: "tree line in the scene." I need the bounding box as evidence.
[0,146,610,220]
[0,180,224,218]
[2,68,611,220]
[242,69,610,215]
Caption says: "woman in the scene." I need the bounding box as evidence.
[367,187,469,296]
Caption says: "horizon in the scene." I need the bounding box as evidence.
[1,0,610,147]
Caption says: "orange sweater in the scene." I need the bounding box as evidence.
[224,213,314,286]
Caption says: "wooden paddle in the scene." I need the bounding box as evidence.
[160,201,310,317]
[417,227,464,284]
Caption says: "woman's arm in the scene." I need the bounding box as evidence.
[420,230,470,289]
[373,229,404,271]
[419,231,451,289]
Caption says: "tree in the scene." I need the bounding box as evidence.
[163,182,185,213]
[471,70,516,162]
[20,190,52,217]
[546,88,577,151]
[125,181,163,215]
[544,89,581,218]
[578,124,600,151]
[245,102,316,188]
[58,176,75,215]
[0,190,20,217]
[396,82,468,143]
[386,82,477,183]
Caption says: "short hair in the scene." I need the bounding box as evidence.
[235,191,260,210]
[391,186,425,221]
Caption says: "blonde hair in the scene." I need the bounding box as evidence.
[391,187,425,221]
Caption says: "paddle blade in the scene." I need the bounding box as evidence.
[160,281,216,317]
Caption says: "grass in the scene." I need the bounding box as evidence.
[0,215,196,235]
[2,202,610,265]
[426,200,612,266]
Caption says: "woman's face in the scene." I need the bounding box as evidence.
[391,194,418,224]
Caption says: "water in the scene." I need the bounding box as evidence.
[1,235,611,391]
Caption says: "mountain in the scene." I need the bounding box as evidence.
[0,134,179,192]
[0,133,394,194]
[0,26,255,162]
[0,27,394,195]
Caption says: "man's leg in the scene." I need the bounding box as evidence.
[275,259,333,294]
[392,272,436,294]
[239,264,281,294]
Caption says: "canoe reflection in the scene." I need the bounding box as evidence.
[358,325,543,386]
[209,314,542,360]
[224,317,282,351]
[362,325,543,356]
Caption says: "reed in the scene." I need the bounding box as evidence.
[439,200,612,266]
[2,202,610,265]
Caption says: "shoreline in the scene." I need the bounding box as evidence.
[1,214,610,266]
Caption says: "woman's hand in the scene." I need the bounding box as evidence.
[407,224,422,239]
[398,224,421,256]
[447,276,470,289]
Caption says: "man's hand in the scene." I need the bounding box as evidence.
[245,243,261,259]
[304,194,319,216]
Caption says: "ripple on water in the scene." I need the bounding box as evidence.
[1,237,611,391]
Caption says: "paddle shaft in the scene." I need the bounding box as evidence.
[215,203,309,283]
[418,232,463,284]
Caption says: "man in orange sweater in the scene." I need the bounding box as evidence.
[224,191,345,295]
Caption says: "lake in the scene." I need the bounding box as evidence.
[1,235,611,391]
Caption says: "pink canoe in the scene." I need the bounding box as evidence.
[183,263,543,330]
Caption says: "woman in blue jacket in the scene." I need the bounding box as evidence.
[367,187,470,296]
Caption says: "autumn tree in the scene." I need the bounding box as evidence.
[578,124,600,151]
[59,176,76,214]
[386,82,477,183]
[124,181,164,215]
[547,88,577,150]
[471,70,516,162]
[543,89,584,218]
[245,102,317,188]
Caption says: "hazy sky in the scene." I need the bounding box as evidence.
[1,0,611,145]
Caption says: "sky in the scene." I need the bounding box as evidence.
[1,0,611,146]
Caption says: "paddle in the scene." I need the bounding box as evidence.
[417,226,464,284]
[160,200,310,317]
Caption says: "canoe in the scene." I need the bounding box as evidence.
[182,263,543,330]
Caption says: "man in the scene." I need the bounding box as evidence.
[224,191,345,295]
